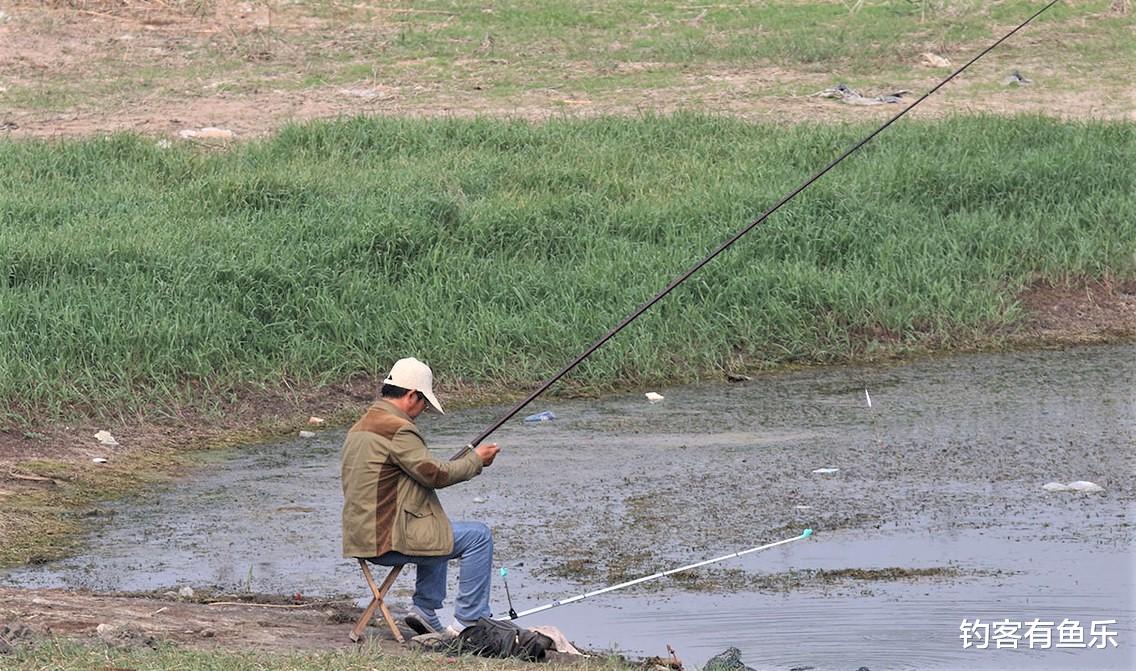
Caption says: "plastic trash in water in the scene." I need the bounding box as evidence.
[645,392,664,404]
[1043,480,1104,493]
[812,467,840,475]
[524,410,556,423]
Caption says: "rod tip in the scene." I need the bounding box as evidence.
[802,528,814,537]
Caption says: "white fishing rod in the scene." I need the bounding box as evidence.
[498,528,814,620]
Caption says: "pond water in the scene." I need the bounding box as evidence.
[4,344,1134,670]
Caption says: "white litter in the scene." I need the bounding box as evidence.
[178,586,195,598]
[1043,481,1104,493]
[91,457,108,464]
[94,430,119,446]
[298,430,316,438]
[811,468,840,475]
[645,392,664,404]
[473,496,487,504]
[307,416,326,425]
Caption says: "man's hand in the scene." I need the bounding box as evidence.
[474,443,500,467]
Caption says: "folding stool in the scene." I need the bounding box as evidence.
[349,558,405,643]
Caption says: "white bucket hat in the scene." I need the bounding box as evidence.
[383,357,444,414]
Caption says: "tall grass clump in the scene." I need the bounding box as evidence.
[0,114,1132,422]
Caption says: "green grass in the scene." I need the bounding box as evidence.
[3,640,631,670]
[1,114,1133,425]
[363,0,1074,65]
[314,0,1131,92]
[360,0,1128,69]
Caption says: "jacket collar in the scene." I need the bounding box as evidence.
[371,397,414,424]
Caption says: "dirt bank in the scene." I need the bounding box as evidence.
[0,587,390,652]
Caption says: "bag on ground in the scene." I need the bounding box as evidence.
[454,617,555,662]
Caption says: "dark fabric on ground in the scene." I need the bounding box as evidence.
[453,617,555,662]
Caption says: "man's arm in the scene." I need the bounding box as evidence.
[388,426,483,489]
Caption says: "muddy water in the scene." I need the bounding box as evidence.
[4,344,1134,670]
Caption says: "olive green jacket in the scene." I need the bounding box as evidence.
[340,399,483,558]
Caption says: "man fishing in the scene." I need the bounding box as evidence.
[341,357,501,637]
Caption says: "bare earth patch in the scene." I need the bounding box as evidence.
[1012,278,1136,344]
[0,1,1132,139]
[0,586,404,652]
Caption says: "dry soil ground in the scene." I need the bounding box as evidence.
[0,0,1133,138]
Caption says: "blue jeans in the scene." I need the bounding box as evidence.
[371,521,493,624]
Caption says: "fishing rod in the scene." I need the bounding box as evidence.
[497,529,814,620]
[450,0,1061,462]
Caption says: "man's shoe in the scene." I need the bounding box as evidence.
[445,618,479,638]
[404,605,443,635]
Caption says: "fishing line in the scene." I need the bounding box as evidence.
[450,0,1061,461]
[500,529,814,620]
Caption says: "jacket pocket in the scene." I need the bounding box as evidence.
[402,506,437,552]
